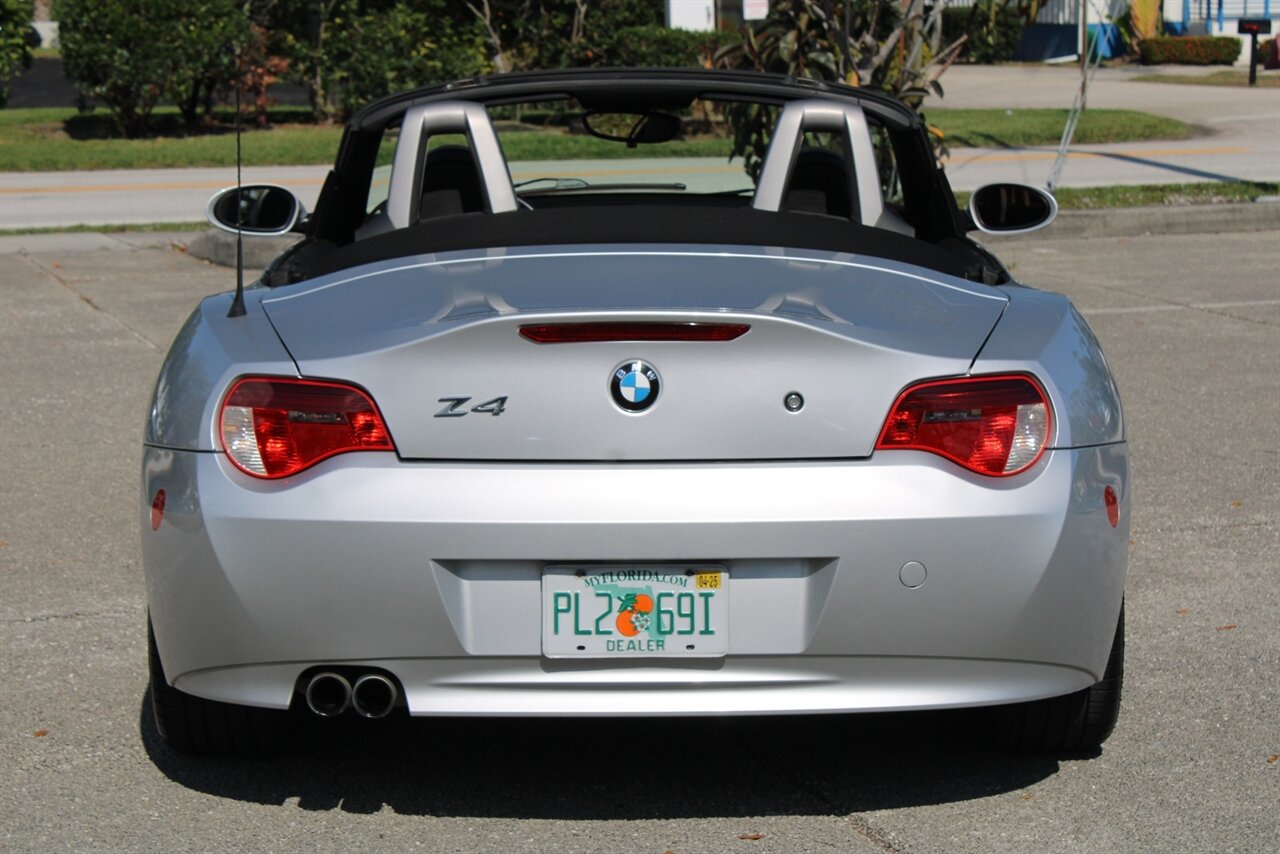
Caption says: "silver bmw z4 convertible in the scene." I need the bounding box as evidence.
[142,68,1128,755]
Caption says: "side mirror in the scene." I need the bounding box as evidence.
[206,184,306,236]
[968,183,1058,235]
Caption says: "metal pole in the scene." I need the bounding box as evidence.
[1048,9,1104,192]
[1081,0,1088,70]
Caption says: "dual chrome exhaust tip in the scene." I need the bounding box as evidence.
[303,672,398,719]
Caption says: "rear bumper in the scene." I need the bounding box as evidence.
[141,445,1129,714]
[174,656,1097,716]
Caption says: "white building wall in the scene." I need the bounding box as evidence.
[946,0,1127,25]
[669,0,716,31]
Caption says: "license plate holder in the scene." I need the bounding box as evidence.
[541,565,729,658]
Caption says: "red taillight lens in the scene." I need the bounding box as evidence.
[876,375,1051,477]
[219,378,394,479]
[519,322,749,344]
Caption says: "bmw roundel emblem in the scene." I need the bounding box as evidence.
[610,360,661,413]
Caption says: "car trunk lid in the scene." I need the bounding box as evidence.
[261,247,1007,461]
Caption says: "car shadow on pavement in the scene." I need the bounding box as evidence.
[140,693,1063,818]
[1089,151,1250,184]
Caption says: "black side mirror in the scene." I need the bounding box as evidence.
[206,185,306,236]
[968,183,1058,235]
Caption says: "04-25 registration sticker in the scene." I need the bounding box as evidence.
[541,566,729,658]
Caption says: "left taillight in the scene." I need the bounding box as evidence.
[219,377,395,479]
[876,374,1051,477]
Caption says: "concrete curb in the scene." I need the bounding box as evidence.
[186,230,303,269]
[988,200,1280,242]
[0,230,199,256]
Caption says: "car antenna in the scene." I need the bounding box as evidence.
[227,65,247,319]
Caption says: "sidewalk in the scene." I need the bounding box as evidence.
[925,63,1280,128]
[928,64,1280,188]
[0,165,330,231]
[940,138,1276,189]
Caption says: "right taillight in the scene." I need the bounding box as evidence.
[876,375,1051,477]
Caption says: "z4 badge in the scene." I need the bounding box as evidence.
[435,396,508,417]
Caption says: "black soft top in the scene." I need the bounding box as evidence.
[305,205,975,282]
[273,69,1001,287]
[350,67,923,133]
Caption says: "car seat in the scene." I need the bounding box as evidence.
[782,147,856,220]
[419,144,486,219]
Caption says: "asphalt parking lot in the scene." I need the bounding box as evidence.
[1,227,1276,852]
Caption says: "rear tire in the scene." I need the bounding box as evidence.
[995,603,1124,753]
[148,619,294,755]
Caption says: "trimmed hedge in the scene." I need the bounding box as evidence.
[1139,36,1241,65]
[1259,37,1278,68]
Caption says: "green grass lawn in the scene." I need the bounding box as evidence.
[1,106,1191,172]
[0,107,342,171]
[1131,70,1280,88]
[925,108,1190,148]
[954,181,1279,210]
[1050,181,1279,208]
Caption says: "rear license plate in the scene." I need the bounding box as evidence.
[542,565,729,658]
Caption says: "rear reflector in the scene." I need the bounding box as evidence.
[1104,486,1119,527]
[219,377,395,479]
[150,490,166,531]
[876,375,1051,477]
[520,322,749,344]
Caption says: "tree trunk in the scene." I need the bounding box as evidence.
[466,0,512,73]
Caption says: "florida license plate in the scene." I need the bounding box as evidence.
[541,565,729,658]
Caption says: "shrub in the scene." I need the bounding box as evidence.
[1138,36,1242,65]
[235,24,289,128]
[1257,37,1277,67]
[326,0,486,116]
[1109,5,1144,60]
[58,0,172,135]
[58,0,249,135]
[166,1,249,127]
[0,0,34,108]
[596,25,737,68]
[715,0,963,176]
[942,1,1023,64]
